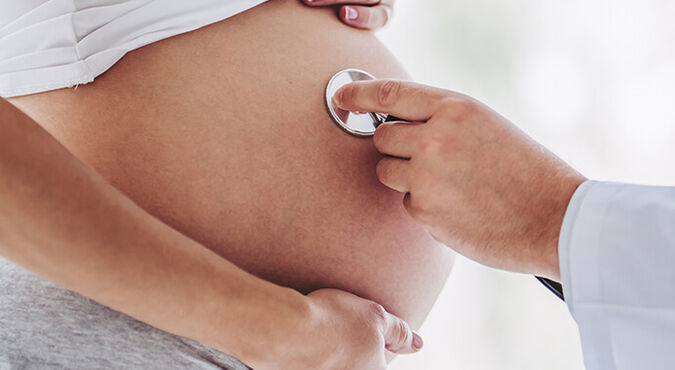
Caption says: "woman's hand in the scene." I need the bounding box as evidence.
[0,98,418,370]
[301,0,395,30]
[270,288,421,370]
[331,80,586,281]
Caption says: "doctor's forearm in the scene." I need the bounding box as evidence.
[0,98,307,363]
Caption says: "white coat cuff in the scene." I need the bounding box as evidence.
[558,180,615,369]
[558,180,602,314]
[557,180,675,369]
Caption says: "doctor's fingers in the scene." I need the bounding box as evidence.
[373,121,422,158]
[376,157,411,192]
[333,79,450,122]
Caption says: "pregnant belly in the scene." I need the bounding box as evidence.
[9,0,453,328]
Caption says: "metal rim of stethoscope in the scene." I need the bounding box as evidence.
[325,68,387,137]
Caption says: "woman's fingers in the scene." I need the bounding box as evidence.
[339,3,392,30]
[300,0,395,30]
[382,309,423,354]
[301,0,380,5]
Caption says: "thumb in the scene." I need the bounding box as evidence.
[382,312,424,354]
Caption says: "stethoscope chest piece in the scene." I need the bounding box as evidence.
[326,69,566,302]
[325,69,385,137]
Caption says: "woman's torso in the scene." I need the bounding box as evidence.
[7,0,454,364]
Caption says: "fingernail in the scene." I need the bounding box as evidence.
[331,88,343,108]
[344,6,358,21]
[412,331,424,351]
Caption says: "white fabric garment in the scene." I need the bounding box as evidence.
[0,0,268,98]
[559,180,675,370]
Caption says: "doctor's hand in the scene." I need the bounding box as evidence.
[332,80,586,281]
[300,0,394,30]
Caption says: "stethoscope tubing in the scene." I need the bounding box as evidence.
[536,276,564,300]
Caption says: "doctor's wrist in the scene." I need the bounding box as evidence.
[529,173,586,281]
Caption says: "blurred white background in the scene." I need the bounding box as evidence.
[379,1,675,369]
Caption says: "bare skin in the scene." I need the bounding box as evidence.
[9,0,452,328]
[333,79,587,281]
[0,97,422,369]
[3,0,452,367]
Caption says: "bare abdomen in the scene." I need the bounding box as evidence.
[9,0,453,328]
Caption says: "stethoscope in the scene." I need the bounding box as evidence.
[325,68,565,301]
[325,69,402,136]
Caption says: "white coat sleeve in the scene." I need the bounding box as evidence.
[559,180,675,370]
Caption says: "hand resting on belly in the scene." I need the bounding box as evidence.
[6,0,455,365]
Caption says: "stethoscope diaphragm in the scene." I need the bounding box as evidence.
[325,68,389,137]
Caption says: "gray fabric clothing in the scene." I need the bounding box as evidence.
[0,257,250,370]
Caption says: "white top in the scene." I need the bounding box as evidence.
[560,180,675,370]
[0,0,268,98]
